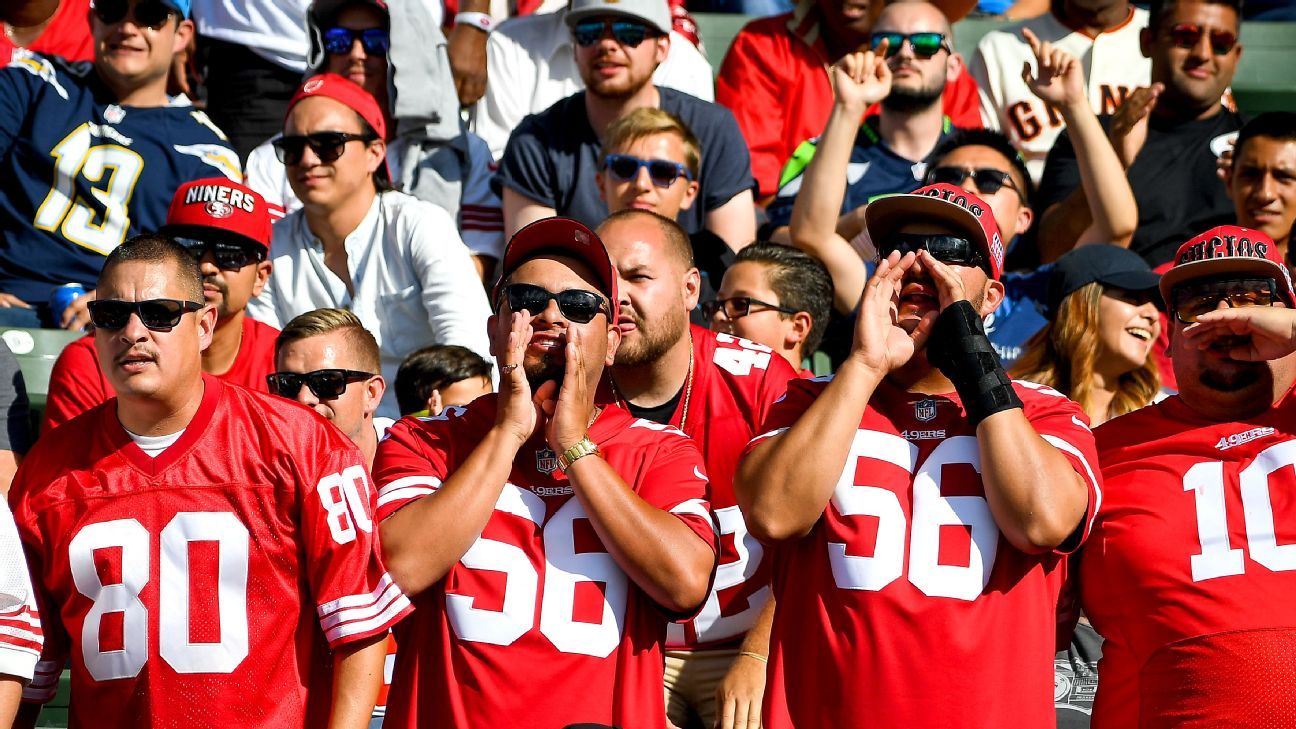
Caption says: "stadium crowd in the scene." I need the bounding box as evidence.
[0,0,1293,726]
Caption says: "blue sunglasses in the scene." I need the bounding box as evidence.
[322,27,390,56]
[603,154,693,188]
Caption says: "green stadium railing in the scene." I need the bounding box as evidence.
[0,327,81,427]
[694,13,1296,115]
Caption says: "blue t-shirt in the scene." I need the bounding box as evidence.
[986,264,1051,369]
[495,86,755,235]
[0,55,240,304]
[765,115,958,228]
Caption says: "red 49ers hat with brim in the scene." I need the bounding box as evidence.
[497,218,618,307]
[864,183,1006,280]
[161,178,272,252]
[1159,225,1295,306]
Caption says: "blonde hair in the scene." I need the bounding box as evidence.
[600,107,702,178]
[276,308,381,373]
[1012,283,1160,419]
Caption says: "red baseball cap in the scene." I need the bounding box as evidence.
[161,178,272,252]
[497,218,618,308]
[864,183,1005,280]
[286,73,387,141]
[1159,225,1295,306]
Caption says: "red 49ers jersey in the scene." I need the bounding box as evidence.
[1081,390,1296,728]
[747,376,1101,729]
[372,396,717,729]
[10,376,411,729]
[665,327,796,649]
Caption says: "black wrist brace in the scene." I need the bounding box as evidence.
[926,301,1023,427]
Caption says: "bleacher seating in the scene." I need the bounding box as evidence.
[0,327,80,427]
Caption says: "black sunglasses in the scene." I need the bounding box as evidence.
[925,166,1025,201]
[604,154,693,188]
[322,26,391,56]
[88,298,202,331]
[272,131,376,166]
[1171,277,1276,323]
[701,296,798,321]
[877,233,988,273]
[573,19,653,48]
[92,0,175,29]
[869,31,950,59]
[497,283,610,324]
[176,238,265,271]
[1166,22,1238,56]
[267,369,375,400]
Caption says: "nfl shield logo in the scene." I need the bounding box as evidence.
[914,399,937,422]
[535,448,559,475]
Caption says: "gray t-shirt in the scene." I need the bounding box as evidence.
[496,86,755,236]
[0,341,31,454]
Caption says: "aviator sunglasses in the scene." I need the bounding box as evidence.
[1171,277,1277,323]
[497,283,610,324]
[322,27,391,56]
[273,131,376,166]
[1166,23,1238,55]
[92,0,175,29]
[267,369,375,400]
[604,154,694,188]
[88,298,202,331]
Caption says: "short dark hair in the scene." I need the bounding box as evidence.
[276,308,381,373]
[926,129,1035,202]
[1148,0,1243,31]
[354,114,393,192]
[1233,112,1296,166]
[394,345,492,415]
[601,209,694,268]
[734,242,834,354]
[100,234,203,301]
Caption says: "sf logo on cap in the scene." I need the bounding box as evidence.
[303,78,325,93]
[205,201,234,218]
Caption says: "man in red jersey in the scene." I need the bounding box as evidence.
[735,183,1101,728]
[597,209,797,729]
[372,217,718,729]
[10,234,408,729]
[43,178,278,431]
[1081,224,1296,728]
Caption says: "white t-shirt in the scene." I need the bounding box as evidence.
[247,191,494,420]
[969,7,1150,182]
[0,498,39,682]
[471,8,716,160]
[191,0,313,71]
[125,428,187,458]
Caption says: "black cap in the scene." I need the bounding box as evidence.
[1046,245,1162,319]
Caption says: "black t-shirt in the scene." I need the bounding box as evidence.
[625,383,684,424]
[1037,108,1245,266]
[495,86,756,236]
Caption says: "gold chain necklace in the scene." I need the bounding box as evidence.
[612,338,695,431]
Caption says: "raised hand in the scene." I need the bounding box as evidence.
[1182,306,1296,361]
[541,326,597,454]
[917,249,971,311]
[1021,28,1085,111]
[490,310,538,445]
[850,251,935,378]
[1109,83,1163,168]
[830,40,893,111]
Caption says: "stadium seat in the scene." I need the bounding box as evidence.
[693,13,1296,115]
[0,327,81,424]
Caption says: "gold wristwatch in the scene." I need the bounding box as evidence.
[557,436,600,472]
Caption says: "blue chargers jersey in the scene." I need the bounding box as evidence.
[0,53,241,304]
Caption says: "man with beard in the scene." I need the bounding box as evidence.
[1079,225,1296,727]
[598,210,797,729]
[372,217,718,728]
[1037,0,1246,265]
[497,0,755,253]
[43,178,277,431]
[735,183,1100,727]
[764,0,965,233]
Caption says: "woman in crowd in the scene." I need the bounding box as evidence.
[1013,244,1163,426]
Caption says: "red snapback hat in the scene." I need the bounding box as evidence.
[287,73,387,141]
[1159,225,1295,306]
[864,183,1005,280]
[497,218,618,307]
[161,178,272,251]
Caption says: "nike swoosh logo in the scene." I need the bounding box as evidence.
[694,466,707,481]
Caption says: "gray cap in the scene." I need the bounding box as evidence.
[565,0,672,36]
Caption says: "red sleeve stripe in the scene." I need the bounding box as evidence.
[0,624,42,650]
[461,223,505,232]
[22,661,62,702]
[377,476,442,508]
